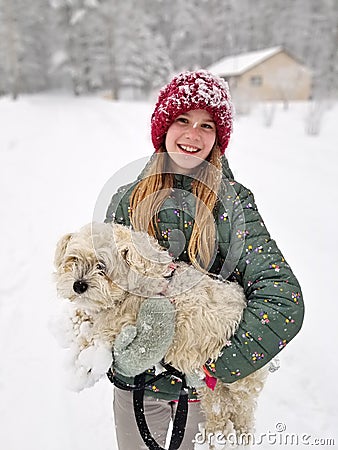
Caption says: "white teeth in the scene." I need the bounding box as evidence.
[179,144,199,153]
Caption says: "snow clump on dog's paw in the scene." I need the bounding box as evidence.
[50,305,113,391]
[78,342,113,376]
[64,341,113,392]
[49,305,94,349]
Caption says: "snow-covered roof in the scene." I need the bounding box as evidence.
[208,46,284,77]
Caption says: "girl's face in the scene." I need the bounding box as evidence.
[165,109,217,174]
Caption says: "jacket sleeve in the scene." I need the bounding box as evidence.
[205,183,304,383]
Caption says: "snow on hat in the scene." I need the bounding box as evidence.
[151,70,233,155]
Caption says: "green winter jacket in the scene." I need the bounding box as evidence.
[105,156,304,400]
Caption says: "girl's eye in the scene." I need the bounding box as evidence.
[176,117,188,124]
[96,262,106,274]
[201,123,214,130]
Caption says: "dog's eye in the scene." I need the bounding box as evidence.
[68,256,78,263]
[63,256,78,271]
[70,257,79,268]
[96,262,106,274]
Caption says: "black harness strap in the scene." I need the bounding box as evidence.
[133,368,188,450]
[107,362,189,450]
[107,367,169,391]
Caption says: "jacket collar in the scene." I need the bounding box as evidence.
[221,155,234,180]
[138,154,234,188]
[173,155,234,190]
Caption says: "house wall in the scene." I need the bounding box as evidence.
[229,51,312,102]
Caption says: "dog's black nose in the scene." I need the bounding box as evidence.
[73,280,88,294]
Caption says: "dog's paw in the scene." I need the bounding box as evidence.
[78,341,113,376]
[114,325,137,353]
[64,341,113,392]
[49,305,94,349]
[66,366,101,392]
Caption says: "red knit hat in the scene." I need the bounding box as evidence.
[151,70,233,155]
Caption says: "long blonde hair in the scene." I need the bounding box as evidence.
[129,146,222,271]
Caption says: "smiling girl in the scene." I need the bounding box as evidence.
[105,70,304,450]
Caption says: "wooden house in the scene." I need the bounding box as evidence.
[208,46,312,104]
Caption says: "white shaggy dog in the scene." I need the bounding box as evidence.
[54,222,267,445]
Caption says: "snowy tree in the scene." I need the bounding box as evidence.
[49,1,77,94]
[50,0,105,95]
[193,0,238,68]
[96,0,119,97]
[208,0,246,62]
[154,0,202,72]
[0,0,23,99]
[0,0,50,98]
[136,0,173,91]
[309,0,338,99]
[100,0,172,99]
[20,0,51,93]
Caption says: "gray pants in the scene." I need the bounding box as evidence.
[113,387,205,450]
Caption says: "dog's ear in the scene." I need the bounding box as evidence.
[54,233,73,269]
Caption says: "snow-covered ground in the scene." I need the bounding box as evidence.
[0,94,337,450]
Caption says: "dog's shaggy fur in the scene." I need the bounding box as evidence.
[54,222,267,444]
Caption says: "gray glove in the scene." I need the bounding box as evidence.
[113,297,175,377]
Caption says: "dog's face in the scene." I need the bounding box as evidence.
[54,222,172,309]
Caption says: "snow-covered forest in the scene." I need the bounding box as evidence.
[0,0,337,100]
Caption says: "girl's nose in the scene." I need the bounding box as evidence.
[185,122,200,139]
